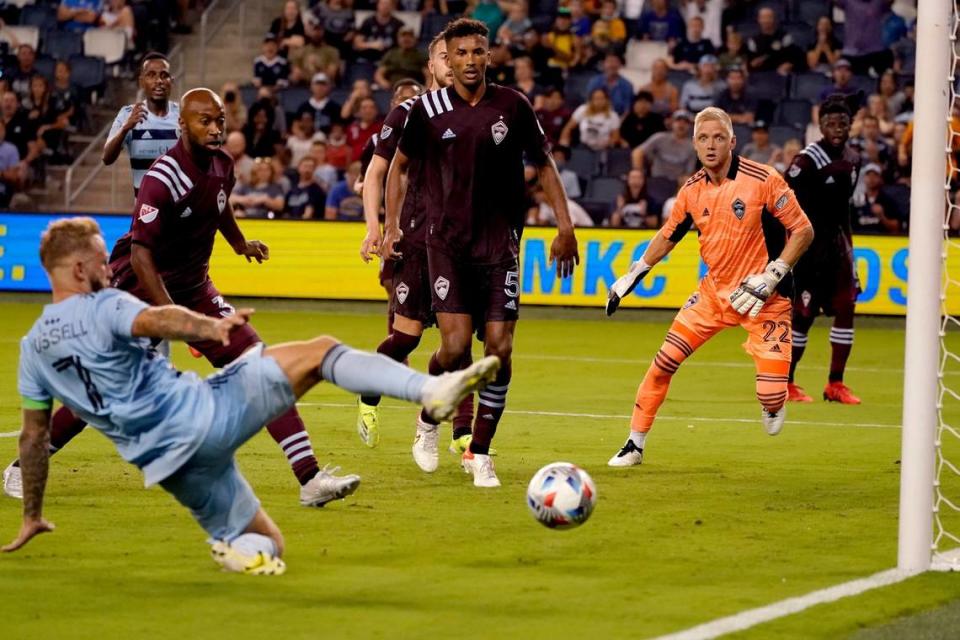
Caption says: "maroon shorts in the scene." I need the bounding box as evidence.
[792,256,859,320]
[391,247,434,326]
[426,250,520,323]
[126,280,262,368]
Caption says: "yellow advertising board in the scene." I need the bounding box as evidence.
[208,220,927,316]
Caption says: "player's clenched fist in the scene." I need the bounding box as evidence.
[123,103,148,132]
[208,308,254,346]
[729,259,791,318]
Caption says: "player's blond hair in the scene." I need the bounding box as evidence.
[39,216,101,270]
[693,107,734,139]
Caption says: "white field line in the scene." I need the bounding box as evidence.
[651,568,913,640]
[0,431,19,438]
[297,402,900,430]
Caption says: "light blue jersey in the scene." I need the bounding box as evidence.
[18,289,215,486]
[108,101,181,192]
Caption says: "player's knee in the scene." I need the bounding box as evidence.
[484,338,513,364]
[306,335,340,362]
[440,330,470,359]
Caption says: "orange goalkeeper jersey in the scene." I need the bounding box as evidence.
[661,154,812,300]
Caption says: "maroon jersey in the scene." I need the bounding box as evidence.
[376,95,429,249]
[398,84,550,263]
[110,139,237,295]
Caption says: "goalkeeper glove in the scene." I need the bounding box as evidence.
[729,259,791,318]
[606,257,652,316]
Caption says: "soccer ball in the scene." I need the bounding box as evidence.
[526,462,596,530]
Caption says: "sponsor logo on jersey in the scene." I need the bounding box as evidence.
[180,206,192,218]
[775,194,788,210]
[801,290,812,308]
[442,128,456,140]
[396,281,409,304]
[491,119,508,145]
[788,164,801,178]
[732,198,746,220]
[434,276,450,300]
[217,188,227,213]
[138,204,159,223]
[682,292,699,309]
[380,124,393,140]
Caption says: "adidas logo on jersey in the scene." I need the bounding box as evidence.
[180,206,192,218]
[504,300,517,310]
[442,128,456,140]
[141,130,152,139]
[825,176,835,184]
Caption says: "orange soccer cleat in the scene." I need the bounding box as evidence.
[787,383,813,403]
[188,346,203,358]
[823,381,861,405]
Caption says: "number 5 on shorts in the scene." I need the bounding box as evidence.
[504,270,519,298]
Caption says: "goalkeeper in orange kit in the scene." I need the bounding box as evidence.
[605,107,815,466]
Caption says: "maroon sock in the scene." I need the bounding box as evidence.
[828,327,854,382]
[265,407,320,485]
[470,361,511,455]
[419,351,447,426]
[452,350,475,437]
[49,405,86,452]
[361,330,421,406]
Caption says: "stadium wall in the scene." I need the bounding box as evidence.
[0,213,923,316]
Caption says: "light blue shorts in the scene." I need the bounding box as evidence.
[159,346,295,541]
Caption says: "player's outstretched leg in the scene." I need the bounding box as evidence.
[787,308,815,403]
[823,299,860,404]
[4,406,87,500]
[609,322,706,467]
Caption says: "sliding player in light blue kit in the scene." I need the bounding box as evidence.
[5,217,498,575]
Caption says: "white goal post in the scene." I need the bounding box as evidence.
[898,0,956,573]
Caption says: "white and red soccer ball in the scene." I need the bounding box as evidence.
[526,462,596,530]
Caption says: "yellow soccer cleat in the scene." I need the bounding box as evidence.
[211,541,287,576]
[448,434,497,457]
[356,398,381,448]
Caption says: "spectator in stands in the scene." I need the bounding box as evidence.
[747,7,803,74]
[560,88,622,152]
[340,78,374,121]
[715,65,755,125]
[813,60,863,121]
[225,131,254,185]
[257,86,287,137]
[325,160,364,220]
[516,26,551,75]
[877,69,906,116]
[50,61,79,133]
[806,16,841,74]
[221,83,248,133]
[284,155,327,219]
[680,54,723,113]
[1,91,38,172]
[586,53,633,117]
[287,110,326,166]
[99,0,135,46]
[717,28,747,70]
[325,121,352,169]
[535,87,572,146]
[620,91,666,147]
[637,0,684,44]
[470,0,506,36]
[487,42,515,85]
[346,96,381,160]
[775,137,802,174]
[26,75,69,165]
[253,36,291,89]
[837,0,893,76]
[669,15,715,72]
[290,22,342,85]
[851,163,900,234]
[543,8,582,72]
[892,19,916,75]
[355,0,405,62]
[633,109,696,183]
[8,45,38,104]
[312,0,356,55]
[231,157,287,219]
[610,168,655,228]
[740,120,780,165]
[58,0,101,32]
[528,185,595,226]
[866,93,895,138]
[309,139,338,190]
[551,145,582,198]
[641,58,679,117]
[270,0,307,58]
[374,26,428,88]
[243,100,284,159]
[299,72,341,133]
[590,0,628,56]
[497,0,532,46]
[512,56,545,110]
[0,120,22,207]
[681,0,722,48]
[569,0,593,38]
[850,114,894,175]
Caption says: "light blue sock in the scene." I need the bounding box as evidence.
[320,344,429,403]
[230,533,277,557]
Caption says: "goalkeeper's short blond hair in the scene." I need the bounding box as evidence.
[39,216,102,271]
[693,107,734,139]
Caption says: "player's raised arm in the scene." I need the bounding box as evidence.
[103,103,145,166]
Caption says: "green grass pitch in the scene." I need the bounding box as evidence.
[0,295,958,639]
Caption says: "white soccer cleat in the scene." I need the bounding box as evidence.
[608,439,644,467]
[3,462,22,500]
[420,355,500,422]
[461,451,501,487]
[412,417,440,472]
[762,406,786,436]
[299,465,361,507]
[211,540,286,576]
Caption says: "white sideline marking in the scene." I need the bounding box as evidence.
[651,568,912,640]
[297,403,899,430]
[0,431,19,438]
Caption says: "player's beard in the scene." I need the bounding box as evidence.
[88,273,106,293]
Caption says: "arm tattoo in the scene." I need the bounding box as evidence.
[20,410,51,520]
[134,306,217,342]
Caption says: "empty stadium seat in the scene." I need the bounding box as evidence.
[666,69,692,92]
[588,176,624,207]
[239,83,259,108]
[792,72,831,101]
[419,12,453,43]
[748,71,789,102]
[793,0,831,23]
[733,124,752,151]
[43,29,82,59]
[784,22,815,49]
[604,147,632,179]
[881,183,911,221]
[1,25,39,50]
[625,40,669,71]
[353,10,422,36]
[769,124,803,146]
[568,146,598,178]
[645,176,677,215]
[20,4,57,32]
[82,28,126,66]
[563,69,592,107]
[33,53,54,78]
[372,89,391,116]
[68,54,105,101]
[775,98,812,128]
[278,86,310,118]
[346,59,375,84]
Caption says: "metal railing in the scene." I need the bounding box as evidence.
[199,0,247,86]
